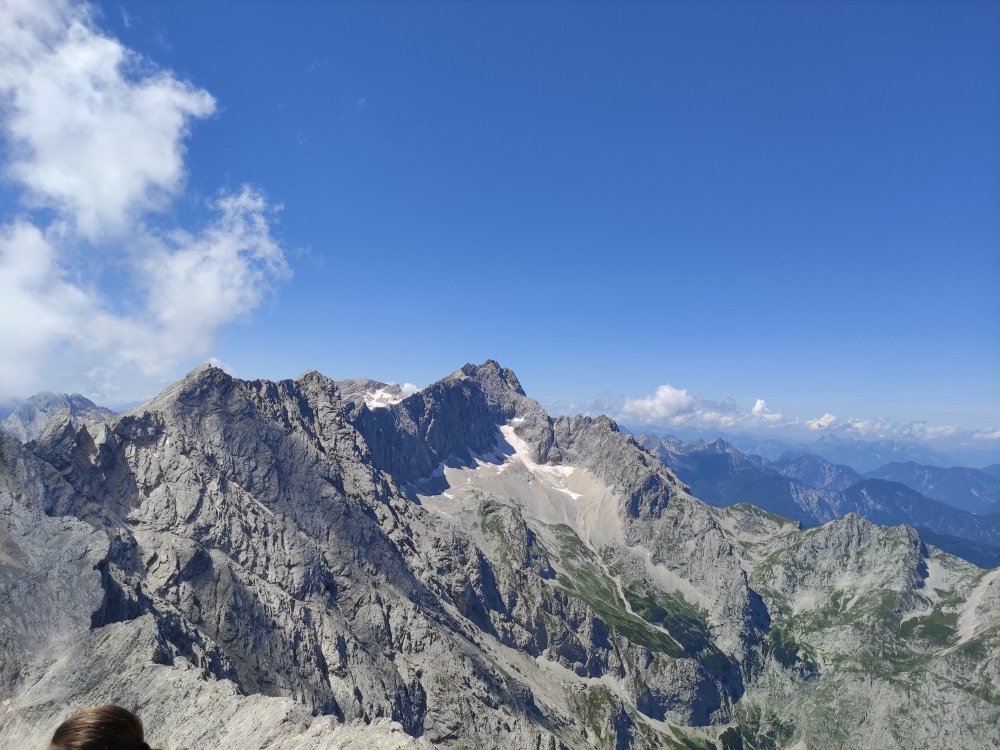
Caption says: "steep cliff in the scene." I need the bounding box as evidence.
[0,362,997,750]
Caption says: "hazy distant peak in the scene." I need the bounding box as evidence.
[863,461,1000,515]
[0,392,116,443]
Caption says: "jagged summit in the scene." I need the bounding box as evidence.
[335,378,406,413]
[1,360,998,749]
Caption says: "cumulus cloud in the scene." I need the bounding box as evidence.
[0,0,289,401]
[620,384,777,430]
[842,418,962,441]
[611,382,990,446]
[0,0,215,238]
[621,384,697,424]
[806,413,838,430]
[752,399,783,423]
[400,383,420,397]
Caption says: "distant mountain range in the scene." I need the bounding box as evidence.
[784,433,957,473]
[639,435,1000,568]
[637,436,824,526]
[861,461,1000,514]
[981,464,1000,481]
[769,454,1000,515]
[0,364,998,748]
[638,428,1000,473]
[0,392,116,442]
[771,452,861,492]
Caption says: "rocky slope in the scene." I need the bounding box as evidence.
[0,392,116,442]
[1,361,998,749]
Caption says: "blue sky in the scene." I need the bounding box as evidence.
[0,0,997,447]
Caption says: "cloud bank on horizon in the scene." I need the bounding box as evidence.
[0,0,289,402]
[608,382,999,445]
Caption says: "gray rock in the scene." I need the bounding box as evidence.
[0,392,116,442]
[0,361,997,750]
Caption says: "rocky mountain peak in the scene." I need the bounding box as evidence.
[343,360,542,486]
[1,362,998,750]
[0,391,116,442]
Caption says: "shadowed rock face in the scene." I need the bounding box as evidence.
[1,362,998,750]
[346,361,530,485]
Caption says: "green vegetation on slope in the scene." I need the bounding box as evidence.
[548,523,686,657]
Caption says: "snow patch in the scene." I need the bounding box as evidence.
[415,427,623,547]
[501,426,580,496]
[364,388,404,409]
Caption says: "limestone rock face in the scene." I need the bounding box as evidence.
[0,361,998,750]
[0,392,116,442]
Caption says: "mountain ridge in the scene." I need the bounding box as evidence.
[0,361,998,749]
[0,391,116,442]
[862,460,1000,514]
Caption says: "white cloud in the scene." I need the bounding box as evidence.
[620,385,780,430]
[621,384,697,424]
[0,0,215,239]
[842,418,961,441]
[598,379,994,447]
[566,382,990,447]
[0,0,289,401]
[0,220,96,393]
[401,382,419,396]
[752,399,783,423]
[140,188,288,365]
[806,413,838,430]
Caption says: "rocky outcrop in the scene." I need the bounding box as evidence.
[347,361,531,485]
[0,361,997,750]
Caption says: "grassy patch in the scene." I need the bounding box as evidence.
[899,607,958,648]
[620,579,733,679]
[549,525,687,657]
[735,703,796,750]
[579,684,615,742]
[764,626,818,673]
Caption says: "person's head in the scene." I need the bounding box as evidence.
[48,705,151,750]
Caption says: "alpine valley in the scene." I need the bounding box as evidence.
[1,362,997,750]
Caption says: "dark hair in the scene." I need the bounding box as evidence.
[48,706,152,750]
